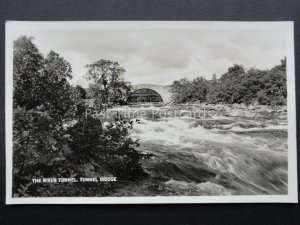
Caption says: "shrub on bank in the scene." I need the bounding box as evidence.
[13,110,145,197]
[67,116,146,181]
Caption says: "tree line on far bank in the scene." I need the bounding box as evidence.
[171,58,287,106]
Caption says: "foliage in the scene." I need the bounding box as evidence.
[13,107,70,196]
[171,77,207,103]
[13,36,44,109]
[190,77,208,102]
[40,51,78,121]
[257,58,287,105]
[86,60,132,109]
[68,116,146,180]
[217,64,246,104]
[74,85,87,99]
[238,68,267,104]
[13,37,80,121]
[172,60,287,106]
[12,36,145,197]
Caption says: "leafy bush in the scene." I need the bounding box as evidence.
[67,116,146,181]
[13,108,70,196]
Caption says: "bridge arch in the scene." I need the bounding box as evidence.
[128,84,172,104]
[127,88,163,104]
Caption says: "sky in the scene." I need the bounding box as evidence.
[13,26,287,87]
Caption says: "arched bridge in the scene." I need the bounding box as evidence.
[129,84,172,104]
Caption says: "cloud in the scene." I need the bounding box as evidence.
[15,27,286,86]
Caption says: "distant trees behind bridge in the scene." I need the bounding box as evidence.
[171,58,287,106]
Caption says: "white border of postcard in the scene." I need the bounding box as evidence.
[5,21,298,204]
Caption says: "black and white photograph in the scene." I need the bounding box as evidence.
[5,21,297,204]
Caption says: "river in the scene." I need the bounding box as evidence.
[109,104,288,196]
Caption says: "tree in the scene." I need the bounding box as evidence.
[171,77,208,103]
[171,78,191,103]
[257,58,287,105]
[75,85,87,99]
[206,61,287,105]
[13,36,44,109]
[13,37,79,120]
[240,68,266,104]
[190,77,207,102]
[13,39,82,196]
[41,51,78,121]
[218,64,246,104]
[13,37,147,197]
[85,60,132,109]
[171,61,287,106]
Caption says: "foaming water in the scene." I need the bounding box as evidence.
[112,105,288,196]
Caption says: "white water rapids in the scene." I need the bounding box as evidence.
[110,105,288,196]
